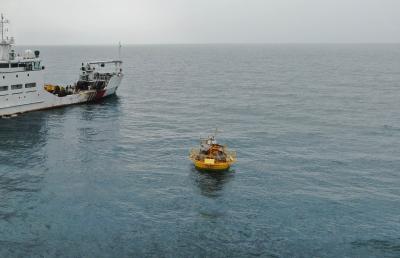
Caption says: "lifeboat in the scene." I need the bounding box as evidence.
[190,135,236,171]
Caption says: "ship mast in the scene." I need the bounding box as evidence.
[118,41,122,60]
[0,13,9,42]
[0,14,13,61]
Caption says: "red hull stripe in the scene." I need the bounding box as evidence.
[95,90,106,100]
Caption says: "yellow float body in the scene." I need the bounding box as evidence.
[193,159,231,171]
[190,147,236,172]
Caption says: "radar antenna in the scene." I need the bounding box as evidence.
[0,14,9,42]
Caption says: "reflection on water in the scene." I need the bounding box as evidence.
[0,112,48,223]
[80,95,121,116]
[0,112,48,167]
[76,96,122,148]
[190,167,235,198]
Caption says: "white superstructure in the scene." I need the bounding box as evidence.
[0,14,123,117]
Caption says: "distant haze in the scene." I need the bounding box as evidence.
[3,0,400,45]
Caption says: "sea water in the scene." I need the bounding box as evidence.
[1,44,400,257]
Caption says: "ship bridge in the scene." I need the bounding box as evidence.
[0,14,43,73]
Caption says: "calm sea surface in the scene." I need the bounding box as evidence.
[1,44,400,257]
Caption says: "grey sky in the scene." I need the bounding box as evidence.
[3,0,400,45]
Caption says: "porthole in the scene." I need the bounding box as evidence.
[16,74,18,78]
[27,74,30,77]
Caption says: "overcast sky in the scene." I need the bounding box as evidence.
[2,0,400,45]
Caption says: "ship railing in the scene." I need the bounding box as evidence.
[93,73,112,80]
[86,60,122,75]
[86,60,122,70]
[86,60,122,65]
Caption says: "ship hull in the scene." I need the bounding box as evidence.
[0,74,123,116]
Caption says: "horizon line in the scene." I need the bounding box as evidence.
[15,42,400,47]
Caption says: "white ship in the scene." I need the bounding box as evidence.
[0,14,123,117]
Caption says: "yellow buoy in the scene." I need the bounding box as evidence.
[189,135,236,172]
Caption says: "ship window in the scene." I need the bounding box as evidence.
[25,83,36,88]
[34,62,41,70]
[11,63,18,68]
[18,63,26,68]
[0,86,8,91]
[11,84,23,90]
[26,63,33,71]
[0,63,9,68]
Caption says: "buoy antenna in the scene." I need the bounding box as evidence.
[214,127,220,138]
